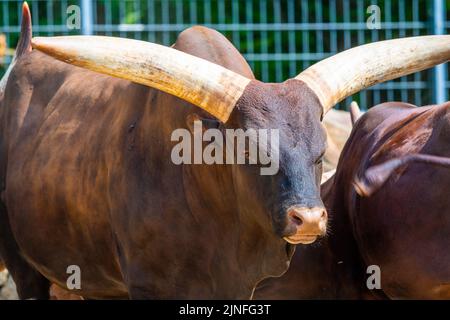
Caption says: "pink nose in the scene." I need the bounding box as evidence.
[284,206,328,244]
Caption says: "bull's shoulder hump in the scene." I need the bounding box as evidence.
[10,50,77,83]
[173,26,254,79]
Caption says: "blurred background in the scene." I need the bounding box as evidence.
[0,0,449,110]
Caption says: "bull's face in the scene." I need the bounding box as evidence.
[227,79,328,246]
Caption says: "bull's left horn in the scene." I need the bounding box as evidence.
[295,35,450,114]
[31,36,251,122]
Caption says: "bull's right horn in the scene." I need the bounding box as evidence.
[296,36,450,114]
[31,36,251,123]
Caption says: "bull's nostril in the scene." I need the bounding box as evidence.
[321,210,327,218]
[289,211,303,226]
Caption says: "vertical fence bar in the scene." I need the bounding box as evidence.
[162,0,170,45]
[260,0,269,82]
[119,0,125,38]
[357,0,366,110]
[62,0,69,35]
[433,0,447,104]
[176,0,184,44]
[135,0,141,40]
[314,0,323,54]
[148,0,156,42]
[245,0,255,71]
[343,0,350,49]
[204,0,211,24]
[287,0,296,76]
[46,1,54,36]
[93,1,98,35]
[189,0,197,24]
[273,0,282,82]
[218,0,225,25]
[105,0,112,36]
[398,0,407,103]
[371,0,380,106]
[31,1,39,35]
[343,0,351,107]
[301,0,309,70]
[412,0,421,107]
[81,0,93,35]
[2,1,9,31]
[329,0,337,53]
[232,0,240,49]
[385,0,394,103]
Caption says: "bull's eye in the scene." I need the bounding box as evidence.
[315,151,325,166]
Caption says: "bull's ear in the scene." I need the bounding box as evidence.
[354,153,450,197]
[31,36,251,123]
[353,161,400,197]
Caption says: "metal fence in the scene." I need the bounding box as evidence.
[0,0,449,110]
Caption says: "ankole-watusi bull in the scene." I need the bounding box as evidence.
[0,3,449,299]
[254,100,450,300]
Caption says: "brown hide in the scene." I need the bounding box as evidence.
[255,102,450,299]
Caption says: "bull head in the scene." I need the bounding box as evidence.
[31,35,450,246]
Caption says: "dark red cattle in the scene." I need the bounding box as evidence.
[255,101,450,299]
[0,3,448,299]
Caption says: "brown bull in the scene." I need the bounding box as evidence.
[255,100,450,299]
[0,3,448,299]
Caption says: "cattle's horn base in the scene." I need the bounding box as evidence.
[296,35,450,114]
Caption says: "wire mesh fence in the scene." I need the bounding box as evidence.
[0,0,448,110]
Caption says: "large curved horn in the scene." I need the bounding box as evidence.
[296,36,450,114]
[31,36,251,122]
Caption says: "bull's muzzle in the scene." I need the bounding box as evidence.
[283,206,328,244]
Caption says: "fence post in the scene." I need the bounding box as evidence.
[432,0,447,104]
[81,0,94,35]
